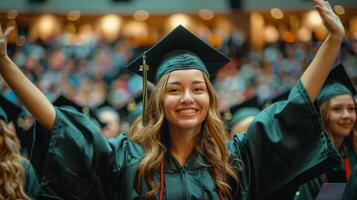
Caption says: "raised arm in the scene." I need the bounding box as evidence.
[0,24,55,130]
[300,0,345,101]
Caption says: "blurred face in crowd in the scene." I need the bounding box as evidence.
[98,110,121,138]
[326,94,356,138]
[163,69,209,133]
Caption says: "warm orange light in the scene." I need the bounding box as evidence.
[165,14,192,31]
[134,10,149,21]
[283,31,295,43]
[67,10,81,21]
[270,8,284,19]
[250,12,265,49]
[122,21,148,38]
[264,25,279,42]
[334,5,345,15]
[7,10,18,20]
[199,9,214,20]
[35,14,61,41]
[304,10,322,29]
[97,14,122,42]
[297,27,312,42]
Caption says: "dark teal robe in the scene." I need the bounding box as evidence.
[33,80,340,200]
[22,159,40,198]
[343,165,357,200]
[295,136,357,200]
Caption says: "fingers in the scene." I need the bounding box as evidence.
[315,0,334,18]
[0,25,14,38]
[313,0,323,7]
[3,26,14,37]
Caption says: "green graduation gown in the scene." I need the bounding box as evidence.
[22,159,40,198]
[343,165,357,200]
[34,80,340,200]
[295,138,357,200]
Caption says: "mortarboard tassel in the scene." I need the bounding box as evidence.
[140,54,149,125]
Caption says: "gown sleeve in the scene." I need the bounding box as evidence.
[227,79,341,199]
[32,107,143,200]
[22,159,40,198]
[343,165,357,200]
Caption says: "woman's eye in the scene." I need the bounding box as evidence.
[168,88,179,93]
[331,107,342,111]
[194,87,204,92]
[348,107,356,112]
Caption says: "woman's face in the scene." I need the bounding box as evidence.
[326,94,356,138]
[163,69,210,132]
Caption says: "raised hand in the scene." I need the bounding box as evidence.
[314,0,345,38]
[0,24,15,58]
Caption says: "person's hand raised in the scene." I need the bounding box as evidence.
[0,24,15,58]
[314,0,345,39]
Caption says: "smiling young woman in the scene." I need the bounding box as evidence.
[296,64,357,200]
[0,0,347,199]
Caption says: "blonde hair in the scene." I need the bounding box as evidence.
[0,120,30,200]
[129,72,239,199]
[320,95,357,152]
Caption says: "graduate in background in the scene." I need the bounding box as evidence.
[0,0,346,199]
[0,106,40,199]
[295,64,357,200]
[96,104,122,138]
[222,96,260,138]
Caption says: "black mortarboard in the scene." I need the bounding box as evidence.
[53,95,82,112]
[222,96,261,126]
[98,93,143,124]
[262,90,290,109]
[125,95,143,123]
[53,95,105,128]
[125,25,231,84]
[0,95,23,123]
[317,63,356,105]
[125,25,230,123]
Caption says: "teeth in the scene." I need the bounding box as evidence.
[178,109,196,114]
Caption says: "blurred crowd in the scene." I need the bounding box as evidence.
[1,25,357,134]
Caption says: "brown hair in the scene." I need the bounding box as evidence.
[129,72,239,199]
[0,120,30,200]
[319,95,357,152]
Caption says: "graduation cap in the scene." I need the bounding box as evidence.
[125,25,231,123]
[262,90,290,109]
[222,96,261,126]
[53,95,105,128]
[0,95,23,124]
[317,63,356,105]
[125,25,231,83]
[98,93,143,124]
[126,96,143,123]
[53,95,82,112]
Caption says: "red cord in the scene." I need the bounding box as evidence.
[344,157,351,180]
[218,189,225,200]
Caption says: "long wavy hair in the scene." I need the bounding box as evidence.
[320,94,357,153]
[129,72,239,199]
[0,120,30,200]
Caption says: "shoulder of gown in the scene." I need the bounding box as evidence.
[33,107,144,199]
[226,79,341,199]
